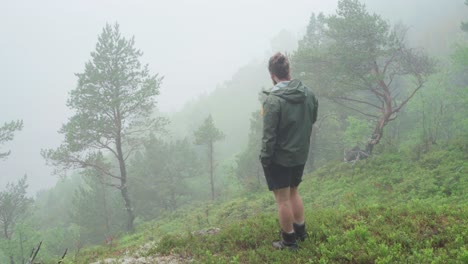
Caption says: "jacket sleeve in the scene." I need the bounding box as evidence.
[260,95,280,163]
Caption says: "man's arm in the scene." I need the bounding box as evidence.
[260,96,280,165]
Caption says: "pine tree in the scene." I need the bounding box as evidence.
[194,115,224,200]
[0,176,32,264]
[42,23,166,232]
[0,120,23,160]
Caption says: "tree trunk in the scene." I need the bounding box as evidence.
[4,223,9,240]
[306,127,317,172]
[168,172,177,211]
[366,110,391,155]
[3,226,14,264]
[116,134,134,233]
[120,182,134,233]
[19,230,25,264]
[366,122,383,154]
[366,80,393,155]
[209,141,214,201]
[101,179,111,237]
[170,188,176,211]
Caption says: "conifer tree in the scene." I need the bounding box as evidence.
[194,115,224,200]
[42,23,166,232]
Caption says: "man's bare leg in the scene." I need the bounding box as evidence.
[273,187,294,233]
[290,187,304,224]
[290,186,307,241]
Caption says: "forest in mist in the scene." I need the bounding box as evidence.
[1,0,467,263]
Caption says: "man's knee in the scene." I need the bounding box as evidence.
[290,187,301,197]
[273,187,291,204]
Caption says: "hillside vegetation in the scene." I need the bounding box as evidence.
[76,142,468,263]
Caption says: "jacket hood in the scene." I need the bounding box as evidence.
[269,79,307,104]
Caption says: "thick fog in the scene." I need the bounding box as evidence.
[0,0,338,193]
[0,0,466,194]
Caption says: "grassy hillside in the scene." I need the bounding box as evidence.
[75,144,467,263]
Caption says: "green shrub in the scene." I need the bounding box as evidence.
[74,145,467,263]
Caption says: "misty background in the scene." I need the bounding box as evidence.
[0,0,466,194]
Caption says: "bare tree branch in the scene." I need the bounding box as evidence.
[94,140,119,160]
[66,154,122,180]
[27,241,42,264]
[391,79,424,114]
[382,50,400,76]
[369,87,385,97]
[333,96,383,110]
[58,248,68,264]
[331,99,380,119]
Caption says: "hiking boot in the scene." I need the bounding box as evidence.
[272,230,298,251]
[294,223,308,242]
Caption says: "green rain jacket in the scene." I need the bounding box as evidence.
[260,79,318,167]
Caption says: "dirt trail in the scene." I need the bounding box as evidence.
[90,242,192,264]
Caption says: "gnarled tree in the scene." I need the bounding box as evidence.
[294,0,435,157]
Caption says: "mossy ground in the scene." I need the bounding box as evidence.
[74,146,468,263]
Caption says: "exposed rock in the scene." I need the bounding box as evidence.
[191,227,221,236]
[90,242,192,264]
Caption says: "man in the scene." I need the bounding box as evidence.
[260,52,318,250]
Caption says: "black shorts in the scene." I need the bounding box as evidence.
[262,162,305,191]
